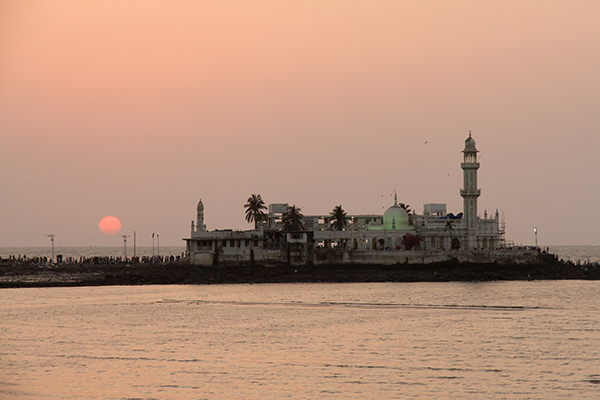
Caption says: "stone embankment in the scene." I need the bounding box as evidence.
[1,257,599,288]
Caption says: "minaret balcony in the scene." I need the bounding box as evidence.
[460,189,481,197]
[461,162,480,169]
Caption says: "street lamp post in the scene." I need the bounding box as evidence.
[122,235,130,260]
[156,233,160,260]
[534,227,538,248]
[152,233,156,258]
[45,234,55,261]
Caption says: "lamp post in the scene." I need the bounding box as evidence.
[45,234,55,261]
[156,233,160,259]
[152,233,156,258]
[122,235,130,260]
[534,227,538,248]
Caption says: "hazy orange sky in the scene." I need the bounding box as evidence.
[1,1,599,247]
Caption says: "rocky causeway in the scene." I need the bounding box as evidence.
[1,258,599,289]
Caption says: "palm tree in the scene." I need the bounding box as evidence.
[399,203,411,213]
[399,203,414,225]
[282,205,304,232]
[444,217,456,249]
[244,194,266,229]
[329,205,348,230]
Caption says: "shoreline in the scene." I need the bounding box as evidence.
[1,259,600,289]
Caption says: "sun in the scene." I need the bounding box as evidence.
[99,216,122,235]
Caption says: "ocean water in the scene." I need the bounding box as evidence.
[1,245,599,263]
[549,245,600,264]
[1,281,600,399]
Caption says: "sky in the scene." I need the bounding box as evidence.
[1,0,599,248]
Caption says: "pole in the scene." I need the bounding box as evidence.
[122,235,129,260]
[534,228,538,248]
[133,231,136,258]
[157,233,160,259]
[152,233,155,258]
[46,234,55,261]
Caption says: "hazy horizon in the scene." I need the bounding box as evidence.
[1,1,599,247]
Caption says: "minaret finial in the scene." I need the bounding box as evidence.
[469,130,471,138]
[393,191,398,206]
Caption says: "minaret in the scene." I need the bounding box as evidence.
[196,199,206,232]
[460,132,480,249]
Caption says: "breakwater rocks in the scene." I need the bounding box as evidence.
[1,258,599,288]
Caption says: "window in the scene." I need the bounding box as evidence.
[465,153,476,163]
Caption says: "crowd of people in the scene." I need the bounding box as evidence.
[1,253,188,266]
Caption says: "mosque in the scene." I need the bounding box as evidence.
[184,134,516,266]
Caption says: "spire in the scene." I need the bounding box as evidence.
[196,198,206,232]
[393,191,398,206]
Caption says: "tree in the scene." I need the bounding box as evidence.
[444,217,459,249]
[282,205,304,232]
[329,205,348,230]
[402,233,423,250]
[244,194,267,229]
[399,203,411,213]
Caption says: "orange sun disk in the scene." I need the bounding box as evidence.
[99,216,122,235]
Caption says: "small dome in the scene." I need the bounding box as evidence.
[465,132,476,149]
[383,203,409,230]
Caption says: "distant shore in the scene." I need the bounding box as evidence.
[1,259,600,288]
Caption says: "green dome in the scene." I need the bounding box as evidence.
[383,204,409,230]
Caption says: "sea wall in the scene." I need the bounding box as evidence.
[190,247,548,266]
[328,249,546,266]
[2,255,598,289]
[190,248,286,266]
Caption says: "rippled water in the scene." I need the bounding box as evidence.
[1,281,600,399]
[550,245,600,264]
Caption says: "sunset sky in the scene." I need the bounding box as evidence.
[1,1,599,248]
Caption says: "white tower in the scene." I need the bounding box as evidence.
[460,132,480,249]
[196,199,206,232]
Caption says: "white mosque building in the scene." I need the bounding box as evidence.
[184,134,520,266]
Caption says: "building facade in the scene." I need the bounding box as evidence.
[184,134,506,265]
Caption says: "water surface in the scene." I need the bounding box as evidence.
[1,281,599,399]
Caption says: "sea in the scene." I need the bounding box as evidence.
[1,246,599,399]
